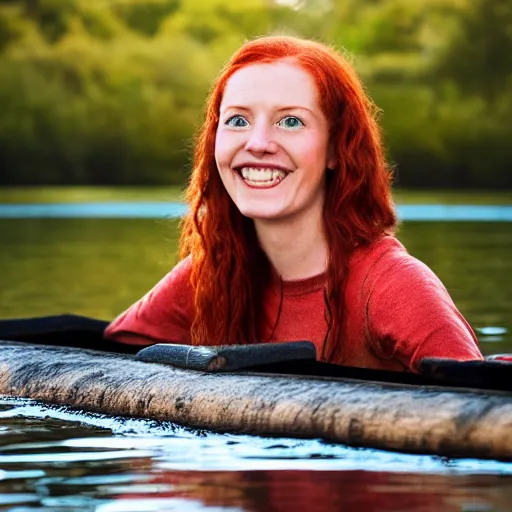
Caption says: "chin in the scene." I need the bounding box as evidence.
[236,204,287,221]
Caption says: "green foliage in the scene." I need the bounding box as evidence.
[0,0,511,187]
[435,0,512,101]
[24,0,80,43]
[113,0,179,36]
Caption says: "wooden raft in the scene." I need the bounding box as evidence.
[1,340,511,461]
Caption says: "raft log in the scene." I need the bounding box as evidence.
[1,341,511,461]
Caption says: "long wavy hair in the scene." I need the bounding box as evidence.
[179,36,397,364]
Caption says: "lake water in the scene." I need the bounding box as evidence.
[1,202,512,221]
[1,214,512,511]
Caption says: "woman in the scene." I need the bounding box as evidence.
[105,36,482,372]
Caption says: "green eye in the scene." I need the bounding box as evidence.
[278,116,304,129]
[225,115,248,128]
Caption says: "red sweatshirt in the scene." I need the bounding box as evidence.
[104,236,482,371]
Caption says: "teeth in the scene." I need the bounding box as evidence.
[240,167,287,185]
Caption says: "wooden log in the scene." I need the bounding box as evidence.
[1,341,511,461]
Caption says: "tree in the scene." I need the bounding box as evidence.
[435,0,512,101]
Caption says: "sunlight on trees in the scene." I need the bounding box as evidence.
[0,0,510,187]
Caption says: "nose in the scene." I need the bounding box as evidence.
[244,121,278,155]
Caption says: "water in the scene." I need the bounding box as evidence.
[0,217,510,352]
[1,398,512,512]
[1,214,512,510]
[1,202,512,221]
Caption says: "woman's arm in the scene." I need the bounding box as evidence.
[365,248,483,372]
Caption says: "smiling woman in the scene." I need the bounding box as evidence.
[104,36,483,372]
[215,61,334,229]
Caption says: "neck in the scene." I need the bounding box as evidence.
[254,208,328,281]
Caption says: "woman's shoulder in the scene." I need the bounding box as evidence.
[104,256,195,344]
[354,234,406,258]
[114,255,195,321]
[159,255,193,287]
[349,235,409,278]
[350,234,442,291]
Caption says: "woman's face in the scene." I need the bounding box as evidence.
[215,60,334,223]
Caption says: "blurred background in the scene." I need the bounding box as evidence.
[0,0,511,188]
[0,0,511,353]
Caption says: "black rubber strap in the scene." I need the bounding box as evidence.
[0,314,136,353]
[419,357,512,392]
[0,314,108,337]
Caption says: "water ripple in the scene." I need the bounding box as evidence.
[1,396,512,475]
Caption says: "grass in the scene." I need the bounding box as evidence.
[0,186,511,205]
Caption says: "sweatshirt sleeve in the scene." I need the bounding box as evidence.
[365,248,483,372]
[104,257,194,346]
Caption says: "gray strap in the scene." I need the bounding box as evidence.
[135,341,316,371]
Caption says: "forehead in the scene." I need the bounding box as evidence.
[220,61,320,111]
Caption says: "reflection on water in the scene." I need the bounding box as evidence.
[1,398,511,512]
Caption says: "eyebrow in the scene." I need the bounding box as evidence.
[220,105,317,117]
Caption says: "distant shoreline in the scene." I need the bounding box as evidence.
[0,186,511,206]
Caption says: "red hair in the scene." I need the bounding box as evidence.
[180,36,397,364]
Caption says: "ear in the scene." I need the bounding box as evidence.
[327,145,337,170]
